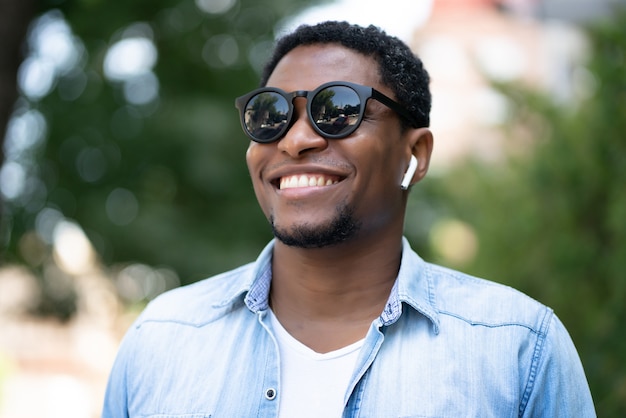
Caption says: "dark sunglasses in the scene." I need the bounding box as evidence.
[235,81,418,143]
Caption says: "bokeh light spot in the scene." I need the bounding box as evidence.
[35,207,64,245]
[195,0,237,15]
[17,10,84,101]
[429,219,478,266]
[202,34,239,68]
[18,57,56,100]
[103,37,157,81]
[105,188,139,226]
[116,263,180,302]
[0,162,26,200]
[53,220,97,275]
[76,148,107,183]
[123,72,159,105]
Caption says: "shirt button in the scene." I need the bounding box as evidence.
[265,388,277,400]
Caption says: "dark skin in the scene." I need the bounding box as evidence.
[246,44,433,353]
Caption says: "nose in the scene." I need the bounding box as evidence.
[277,98,328,158]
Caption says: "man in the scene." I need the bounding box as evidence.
[103,21,595,417]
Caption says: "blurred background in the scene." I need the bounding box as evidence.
[0,0,624,416]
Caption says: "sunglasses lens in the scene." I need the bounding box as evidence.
[311,86,361,137]
[243,92,289,142]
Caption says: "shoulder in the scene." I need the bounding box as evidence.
[426,263,553,335]
[134,262,256,327]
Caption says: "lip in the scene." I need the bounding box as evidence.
[266,164,350,191]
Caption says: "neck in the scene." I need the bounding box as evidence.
[269,233,403,352]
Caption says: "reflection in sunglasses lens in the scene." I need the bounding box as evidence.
[244,92,289,141]
[244,85,364,141]
[312,86,361,136]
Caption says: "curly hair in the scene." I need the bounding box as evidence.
[260,21,431,128]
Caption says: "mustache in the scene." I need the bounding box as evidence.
[264,155,353,173]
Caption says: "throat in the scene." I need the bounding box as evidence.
[268,280,393,353]
[271,305,373,354]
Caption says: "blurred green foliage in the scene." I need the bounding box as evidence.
[432,12,626,416]
[1,0,320,314]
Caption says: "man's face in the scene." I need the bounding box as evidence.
[245,44,414,248]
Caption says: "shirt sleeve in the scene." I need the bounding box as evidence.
[101,326,133,418]
[520,312,596,417]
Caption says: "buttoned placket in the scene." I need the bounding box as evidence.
[257,309,281,416]
[342,318,387,418]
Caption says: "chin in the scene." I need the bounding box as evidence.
[270,211,361,249]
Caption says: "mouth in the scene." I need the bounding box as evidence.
[275,173,343,190]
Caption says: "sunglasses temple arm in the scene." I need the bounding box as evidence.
[371,90,419,128]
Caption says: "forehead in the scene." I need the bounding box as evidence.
[266,44,383,92]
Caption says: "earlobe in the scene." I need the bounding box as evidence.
[400,155,418,190]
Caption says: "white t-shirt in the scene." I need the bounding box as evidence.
[269,310,364,418]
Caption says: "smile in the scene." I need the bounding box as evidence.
[279,174,341,190]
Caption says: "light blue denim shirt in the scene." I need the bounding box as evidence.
[103,238,595,417]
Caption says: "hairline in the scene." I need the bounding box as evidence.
[259,22,431,128]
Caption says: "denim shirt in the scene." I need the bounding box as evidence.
[102,238,595,417]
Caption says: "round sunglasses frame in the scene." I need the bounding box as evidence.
[235,81,418,143]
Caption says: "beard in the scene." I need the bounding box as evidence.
[270,203,361,249]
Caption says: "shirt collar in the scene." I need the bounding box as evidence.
[233,238,440,334]
[385,237,440,334]
[214,240,274,311]
[243,240,273,312]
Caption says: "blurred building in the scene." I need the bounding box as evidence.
[529,0,626,23]
[412,0,619,170]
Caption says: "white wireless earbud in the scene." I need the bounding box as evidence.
[400,155,418,190]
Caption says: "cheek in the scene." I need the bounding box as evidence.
[351,142,406,211]
[245,142,269,180]
[354,141,406,189]
[245,143,272,217]
[245,142,258,171]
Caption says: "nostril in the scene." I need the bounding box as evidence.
[277,119,328,157]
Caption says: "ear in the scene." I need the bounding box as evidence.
[403,127,434,188]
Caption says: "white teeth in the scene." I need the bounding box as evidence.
[279,174,339,190]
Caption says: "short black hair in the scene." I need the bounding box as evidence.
[260,21,431,128]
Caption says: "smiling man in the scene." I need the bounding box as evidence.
[103,21,595,418]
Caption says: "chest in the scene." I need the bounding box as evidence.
[125,312,532,418]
